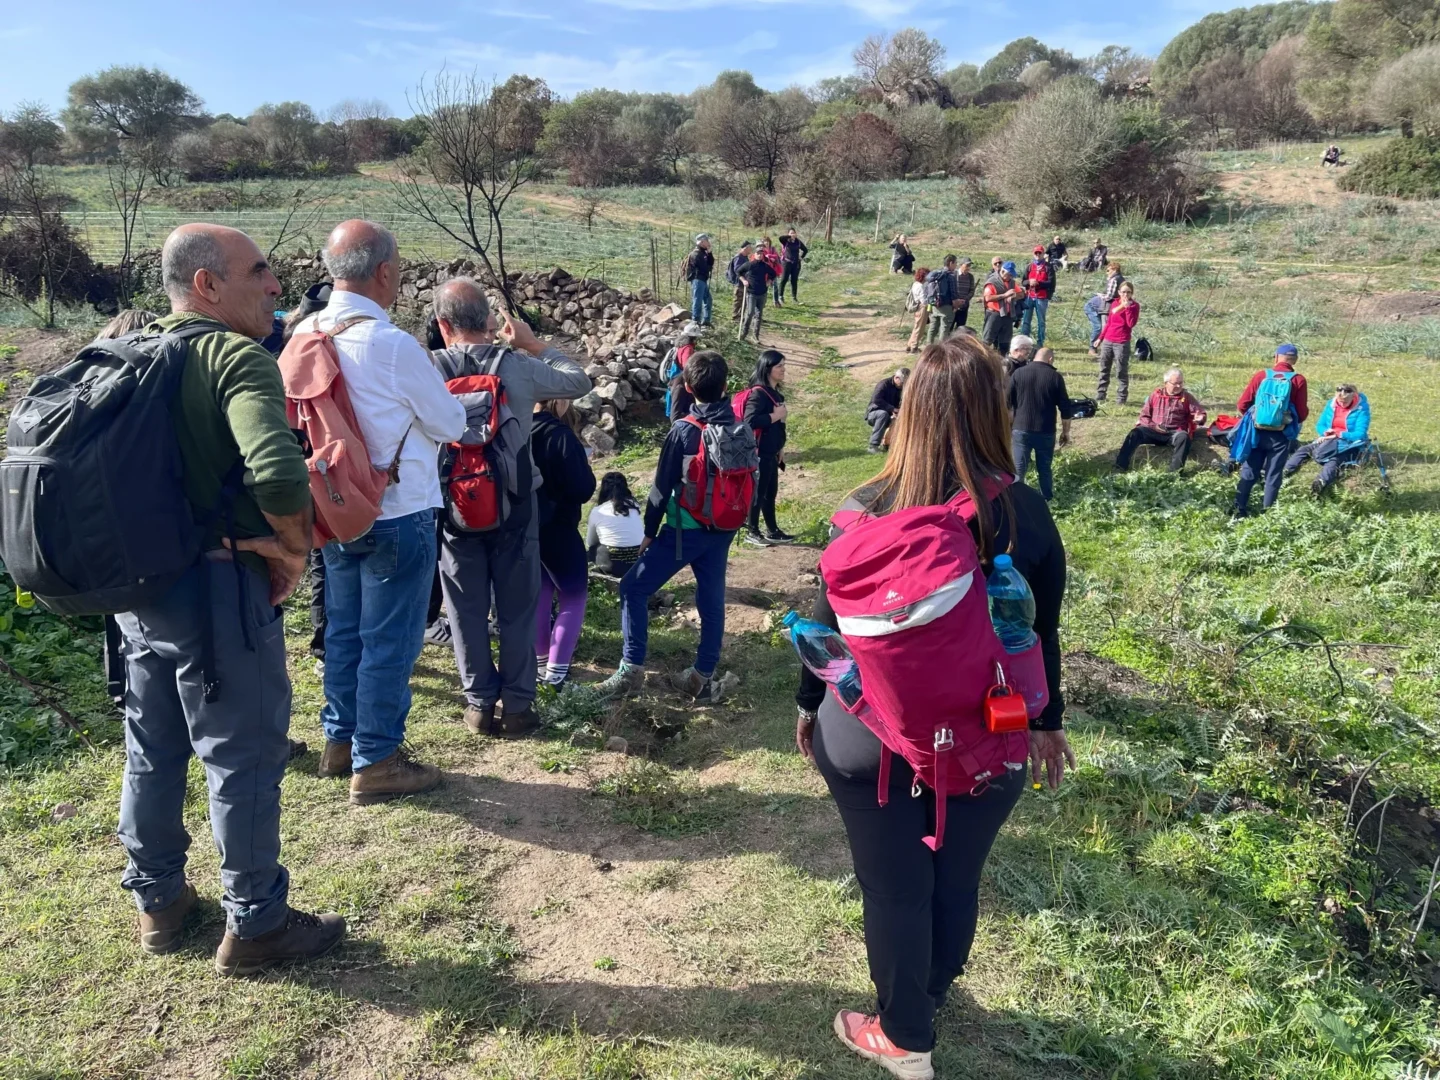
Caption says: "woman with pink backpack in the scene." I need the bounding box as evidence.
[794,336,1075,1080]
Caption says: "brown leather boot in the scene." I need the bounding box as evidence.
[349,747,442,806]
[462,703,496,736]
[214,907,346,977]
[138,881,198,955]
[317,740,352,778]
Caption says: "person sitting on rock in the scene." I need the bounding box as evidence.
[1113,367,1206,473]
[1283,382,1370,495]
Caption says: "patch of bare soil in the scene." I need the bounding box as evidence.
[1217,164,1349,209]
[1355,290,1440,322]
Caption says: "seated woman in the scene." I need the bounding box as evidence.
[587,472,647,576]
[1283,383,1370,495]
[796,336,1074,1080]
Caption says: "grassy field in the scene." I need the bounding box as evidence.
[3,146,1440,1079]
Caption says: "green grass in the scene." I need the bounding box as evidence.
[6,161,1440,1078]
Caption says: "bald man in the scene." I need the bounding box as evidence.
[295,220,466,802]
[118,223,344,976]
[430,276,590,735]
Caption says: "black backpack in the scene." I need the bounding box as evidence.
[1135,337,1153,362]
[1,322,228,618]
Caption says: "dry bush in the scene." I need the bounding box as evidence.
[1368,44,1440,137]
[742,190,776,227]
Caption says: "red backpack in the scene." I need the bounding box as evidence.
[441,354,519,533]
[729,385,778,442]
[819,482,1047,850]
[280,316,405,546]
[677,416,758,531]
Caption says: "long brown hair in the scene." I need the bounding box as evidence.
[859,336,1014,559]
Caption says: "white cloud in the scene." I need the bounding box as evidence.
[387,37,716,94]
[775,44,857,88]
[357,17,445,33]
[736,30,779,53]
[481,8,554,20]
[588,0,922,19]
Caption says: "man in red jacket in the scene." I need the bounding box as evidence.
[1113,367,1206,473]
[1234,344,1309,516]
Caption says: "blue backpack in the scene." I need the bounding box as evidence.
[1253,369,1295,430]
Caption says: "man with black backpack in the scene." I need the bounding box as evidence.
[683,233,715,327]
[430,277,590,738]
[592,352,754,705]
[924,256,960,344]
[0,223,344,974]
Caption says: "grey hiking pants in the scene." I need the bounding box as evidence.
[440,515,541,713]
[739,291,767,341]
[116,554,292,939]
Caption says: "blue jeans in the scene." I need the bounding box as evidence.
[116,556,291,938]
[691,278,712,324]
[1084,296,1104,341]
[1011,429,1056,501]
[1020,297,1048,346]
[321,508,436,769]
[619,526,734,676]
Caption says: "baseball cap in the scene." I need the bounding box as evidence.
[1002,261,1017,274]
[695,233,711,244]
[1033,245,1045,254]
[1276,343,1298,358]
[679,321,703,339]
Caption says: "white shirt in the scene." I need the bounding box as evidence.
[304,290,465,521]
[586,501,647,549]
[909,281,925,308]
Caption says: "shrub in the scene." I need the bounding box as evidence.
[0,216,102,306]
[683,170,731,202]
[1338,135,1440,199]
[742,190,776,228]
[1367,44,1440,138]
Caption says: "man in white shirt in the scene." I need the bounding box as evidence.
[305,220,466,804]
[431,277,590,737]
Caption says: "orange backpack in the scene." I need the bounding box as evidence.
[279,316,407,546]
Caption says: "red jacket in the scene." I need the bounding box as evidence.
[1100,299,1140,343]
[1139,388,1205,434]
[1237,360,1309,423]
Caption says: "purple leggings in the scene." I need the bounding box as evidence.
[535,569,588,669]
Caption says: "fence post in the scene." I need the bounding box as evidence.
[650,237,659,298]
[825,205,835,244]
[873,201,882,243]
[668,229,675,298]
[910,203,916,229]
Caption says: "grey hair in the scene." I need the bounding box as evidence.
[162,229,227,299]
[322,222,398,281]
[434,277,492,332]
[1164,366,1184,381]
[1010,334,1035,355]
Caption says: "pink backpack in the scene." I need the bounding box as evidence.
[819,482,1046,850]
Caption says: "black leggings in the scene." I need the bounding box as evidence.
[781,262,800,300]
[750,452,780,532]
[816,733,1024,1052]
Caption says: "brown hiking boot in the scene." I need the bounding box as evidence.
[317,740,352,778]
[138,881,198,956]
[349,747,442,806]
[214,907,346,977]
[494,705,541,739]
[463,703,496,736]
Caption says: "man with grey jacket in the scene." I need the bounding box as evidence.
[430,277,590,737]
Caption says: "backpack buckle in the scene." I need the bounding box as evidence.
[934,727,954,751]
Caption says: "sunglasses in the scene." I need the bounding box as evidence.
[1336,385,1356,394]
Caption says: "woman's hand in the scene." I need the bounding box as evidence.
[796,709,816,764]
[1029,729,1077,790]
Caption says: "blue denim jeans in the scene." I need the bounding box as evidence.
[1085,295,1104,341]
[321,508,436,769]
[691,279,712,324]
[619,526,734,676]
[116,556,291,938]
[1020,297,1049,346]
[1011,429,1056,501]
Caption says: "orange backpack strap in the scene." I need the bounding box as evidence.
[324,315,375,339]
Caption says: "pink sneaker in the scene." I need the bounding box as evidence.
[833,1011,934,1080]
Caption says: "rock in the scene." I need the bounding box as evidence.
[572,391,601,415]
[605,362,627,378]
[595,381,630,410]
[796,572,820,586]
[629,368,653,391]
[581,425,616,453]
[605,736,629,754]
[584,364,608,379]
[561,319,580,336]
[50,802,78,823]
[594,344,615,361]
[597,411,617,435]
[651,302,687,325]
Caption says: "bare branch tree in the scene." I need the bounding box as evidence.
[267,181,337,261]
[105,146,147,305]
[390,70,551,315]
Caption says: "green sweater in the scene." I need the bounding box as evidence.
[150,313,310,568]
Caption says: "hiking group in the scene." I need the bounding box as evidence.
[0,211,1374,1080]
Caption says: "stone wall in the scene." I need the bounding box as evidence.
[279,252,691,455]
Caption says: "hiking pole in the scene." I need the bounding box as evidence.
[1337,272,1373,355]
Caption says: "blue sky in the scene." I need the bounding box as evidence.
[3,0,1250,116]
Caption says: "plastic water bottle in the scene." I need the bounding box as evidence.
[987,554,1037,653]
[782,610,863,708]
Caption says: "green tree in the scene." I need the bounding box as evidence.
[694,74,812,192]
[0,103,63,169]
[1300,0,1440,125]
[979,38,1082,85]
[1368,42,1440,135]
[64,66,203,184]
[1153,1,1325,89]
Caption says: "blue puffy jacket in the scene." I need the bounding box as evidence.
[1314,392,1370,452]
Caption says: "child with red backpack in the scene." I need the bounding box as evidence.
[592,352,757,704]
[793,337,1074,1080]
